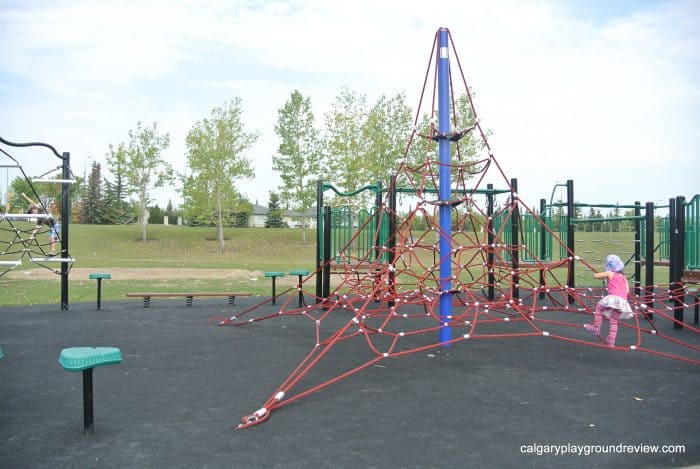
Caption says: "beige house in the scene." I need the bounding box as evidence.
[250,204,316,228]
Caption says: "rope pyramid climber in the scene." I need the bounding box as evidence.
[214,28,699,429]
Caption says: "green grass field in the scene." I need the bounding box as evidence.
[1,224,316,307]
[0,224,672,307]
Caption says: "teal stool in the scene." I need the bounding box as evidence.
[59,347,122,433]
[289,269,310,307]
[89,273,111,310]
[264,272,285,305]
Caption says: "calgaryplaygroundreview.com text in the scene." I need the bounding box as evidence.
[520,443,686,457]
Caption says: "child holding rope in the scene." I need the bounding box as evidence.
[22,192,60,256]
[584,254,634,347]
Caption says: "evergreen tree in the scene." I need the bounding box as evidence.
[265,192,286,228]
[149,204,164,224]
[102,167,134,224]
[82,161,103,224]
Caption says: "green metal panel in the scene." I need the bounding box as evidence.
[658,217,670,262]
[491,211,553,263]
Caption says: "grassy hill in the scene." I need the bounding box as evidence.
[1,224,316,307]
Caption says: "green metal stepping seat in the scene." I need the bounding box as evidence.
[265,271,285,305]
[59,347,122,433]
[289,269,310,307]
[88,273,112,310]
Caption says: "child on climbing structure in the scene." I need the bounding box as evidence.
[22,193,59,256]
[584,254,634,347]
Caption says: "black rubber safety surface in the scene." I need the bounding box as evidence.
[1,297,698,468]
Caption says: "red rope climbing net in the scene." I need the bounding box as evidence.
[212,28,700,429]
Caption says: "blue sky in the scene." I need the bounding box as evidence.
[1,0,698,210]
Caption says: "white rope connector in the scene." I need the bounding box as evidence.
[274,392,285,401]
[542,331,550,336]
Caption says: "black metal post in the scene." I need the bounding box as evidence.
[644,201,654,318]
[486,184,495,300]
[634,201,641,297]
[322,206,332,300]
[539,198,547,300]
[82,368,94,434]
[669,197,676,286]
[315,180,324,302]
[510,178,520,301]
[61,152,70,310]
[387,175,397,307]
[374,181,383,261]
[271,276,278,305]
[96,278,103,310]
[566,179,575,304]
[673,196,685,329]
[296,274,304,308]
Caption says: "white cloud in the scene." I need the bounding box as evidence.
[1,0,698,211]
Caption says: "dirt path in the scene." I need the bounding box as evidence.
[6,267,302,285]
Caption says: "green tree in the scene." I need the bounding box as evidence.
[230,198,252,227]
[323,87,368,192]
[361,92,412,186]
[149,204,164,224]
[405,91,485,189]
[265,192,286,228]
[106,121,172,241]
[82,161,104,224]
[182,98,257,253]
[164,199,179,225]
[102,168,134,225]
[273,90,322,243]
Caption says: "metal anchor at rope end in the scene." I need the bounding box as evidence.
[236,407,270,430]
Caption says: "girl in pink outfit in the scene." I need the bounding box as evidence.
[584,254,633,347]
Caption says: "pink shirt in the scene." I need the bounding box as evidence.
[607,272,628,298]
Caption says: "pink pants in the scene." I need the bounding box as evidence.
[592,304,622,346]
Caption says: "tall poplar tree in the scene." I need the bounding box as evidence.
[323,87,368,193]
[273,90,322,243]
[106,121,172,241]
[361,92,412,186]
[182,98,257,253]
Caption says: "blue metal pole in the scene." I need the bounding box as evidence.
[437,28,452,344]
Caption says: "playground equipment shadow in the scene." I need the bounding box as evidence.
[0,297,698,469]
